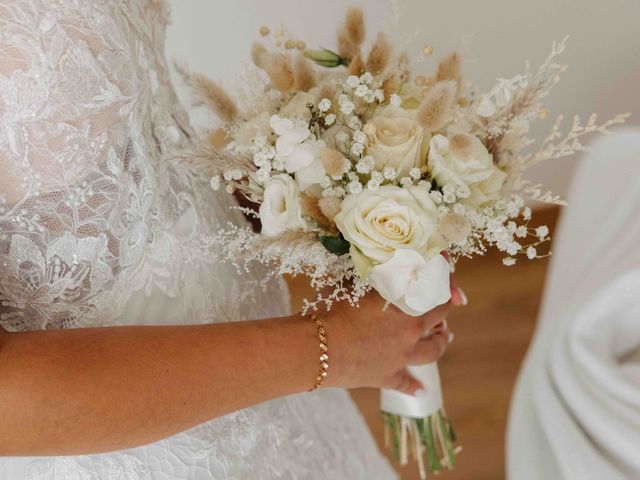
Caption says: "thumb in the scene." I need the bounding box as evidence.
[387,368,424,396]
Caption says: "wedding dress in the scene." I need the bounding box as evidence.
[0,1,397,478]
[507,129,640,479]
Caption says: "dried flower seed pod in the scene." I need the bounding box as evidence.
[191,74,239,123]
[366,32,392,74]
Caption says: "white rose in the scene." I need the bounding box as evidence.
[427,133,507,206]
[334,184,446,276]
[259,174,306,236]
[369,249,451,316]
[364,106,429,178]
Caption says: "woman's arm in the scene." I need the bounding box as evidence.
[0,316,319,456]
[0,291,458,457]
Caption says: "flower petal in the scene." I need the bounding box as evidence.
[350,245,374,278]
[296,159,326,190]
[276,135,297,157]
[369,249,425,304]
[476,96,496,117]
[286,143,315,173]
[404,254,451,314]
[289,124,311,144]
[270,115,293,135]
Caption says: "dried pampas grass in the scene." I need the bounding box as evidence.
[318,196,342,223]
[381,75,399,101]
[208,128,231,149]
[348,54,365,76]
[196,141,256,173]
[192,74,239,124]
[438,212,471,242]
[300,194,337,232]
[293,54,317,91]
[436,52,462,85]
[344,7,365,46]
[319,82,337,103]
[417,80,457,132]
[449,134,473,158]
[174,140,255,189]
[320,147,348,178]
[337,27,360,61]
[366,32,392,75]
[261,52,294,92]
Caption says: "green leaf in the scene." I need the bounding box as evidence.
[318,235,350,256]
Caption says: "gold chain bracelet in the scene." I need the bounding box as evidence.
[310,314,329,390]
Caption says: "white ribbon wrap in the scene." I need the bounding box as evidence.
[371,251,451,419]
[381,363,443,418]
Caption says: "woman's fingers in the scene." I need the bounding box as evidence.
[408,328,449,365]
[420,302,451,333]
[441,251,467,305]
[450,281,468,306]
[386,368,423,395]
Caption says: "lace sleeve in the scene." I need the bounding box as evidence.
[0,2,148,331]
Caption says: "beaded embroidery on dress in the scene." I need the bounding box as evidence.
[0,1,397,478]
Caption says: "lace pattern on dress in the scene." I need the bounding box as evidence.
[0,1,396,478]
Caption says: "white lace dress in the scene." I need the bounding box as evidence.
[0,1,397,478]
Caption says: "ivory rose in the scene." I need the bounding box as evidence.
[259,174,306,236]
[364,106,429,178]
[334,184,446,276]
[427,133,507,206]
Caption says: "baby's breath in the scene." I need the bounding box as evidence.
[193,22,625,312]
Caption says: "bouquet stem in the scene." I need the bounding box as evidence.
[382,409,457,479]
[380,363,459,479]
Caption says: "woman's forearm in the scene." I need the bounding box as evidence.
[0,315,317,456]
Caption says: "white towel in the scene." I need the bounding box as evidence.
[507,129,640,480]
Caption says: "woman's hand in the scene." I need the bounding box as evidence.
[0,269,463,456]
[323,282,466,395]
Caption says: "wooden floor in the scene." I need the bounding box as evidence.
[288,207,560,480]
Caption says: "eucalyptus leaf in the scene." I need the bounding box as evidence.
[318,235,350,256]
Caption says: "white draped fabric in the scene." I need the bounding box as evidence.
[0,1,396,478]
[507,128,640,479]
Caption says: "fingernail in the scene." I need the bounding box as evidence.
[415,388,428,398]
[458,287,468,306]
[448,332,455,344]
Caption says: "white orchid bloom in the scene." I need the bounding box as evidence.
[271,115,310,169]
[294,151,326,190]
[369,249,451,316]
[270,115,325,190]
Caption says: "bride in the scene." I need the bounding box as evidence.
[0,1,462,478]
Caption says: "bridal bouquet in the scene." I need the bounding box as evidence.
[185,7,627,477]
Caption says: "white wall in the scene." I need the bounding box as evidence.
[166,0,640,200]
